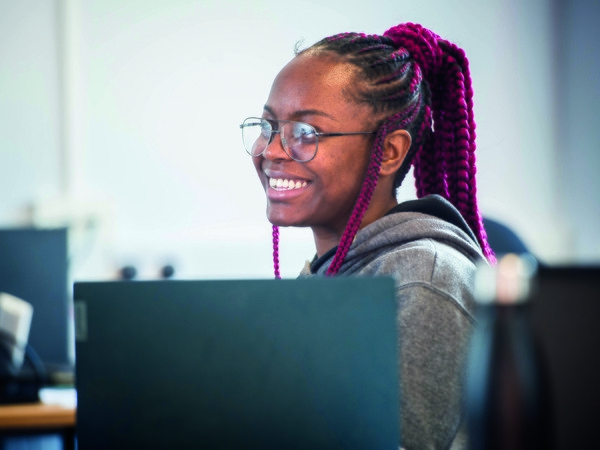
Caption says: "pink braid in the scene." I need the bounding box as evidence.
[326,104,422,276]
[272,224,281,279]
[385,23,495,263]
[326,134,383,276]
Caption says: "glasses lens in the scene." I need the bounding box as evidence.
[241,118,271,156]
[282,121,318,162]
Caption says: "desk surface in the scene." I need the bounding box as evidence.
[0,402,76,429]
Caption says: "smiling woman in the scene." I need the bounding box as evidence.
[243,22,494,449]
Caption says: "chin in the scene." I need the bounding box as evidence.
[267,215,295,228]
[266,208,304,228]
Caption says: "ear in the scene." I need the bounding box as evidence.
[379,129,412,177]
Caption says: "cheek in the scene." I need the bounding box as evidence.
[316,148,370,200]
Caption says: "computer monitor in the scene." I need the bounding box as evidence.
[0,228,72,379]
[530,265,600,449]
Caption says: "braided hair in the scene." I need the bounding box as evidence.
[271,23,495,278]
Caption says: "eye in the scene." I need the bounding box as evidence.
[290,122,317,144]
[260,120,273,138]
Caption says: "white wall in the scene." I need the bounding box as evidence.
[1,0,596,281]
[557,0,600,263]
[0,0,62,221]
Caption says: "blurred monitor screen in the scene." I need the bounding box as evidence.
[531,265,600,450]
[0,228,72,378]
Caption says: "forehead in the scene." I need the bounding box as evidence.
[266,53,361,120]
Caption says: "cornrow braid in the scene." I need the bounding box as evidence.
[270,23,494,278]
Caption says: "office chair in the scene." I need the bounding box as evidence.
[483,217,532,258]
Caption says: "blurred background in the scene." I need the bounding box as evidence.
[1,0,598,281]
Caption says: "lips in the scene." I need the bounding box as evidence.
[269,177,308,190]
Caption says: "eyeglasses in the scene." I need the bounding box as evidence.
[240,117,376,163]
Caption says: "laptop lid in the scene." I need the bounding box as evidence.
[74,277,399,450]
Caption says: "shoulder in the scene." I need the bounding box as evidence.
[388,240,477,448]
[355,237,479,320]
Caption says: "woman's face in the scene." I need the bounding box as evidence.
[253,52,375,236]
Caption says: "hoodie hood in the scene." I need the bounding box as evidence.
[305,195,486,276]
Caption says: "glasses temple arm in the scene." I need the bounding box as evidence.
[317,131,377,137]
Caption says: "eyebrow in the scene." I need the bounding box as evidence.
[263,105,336,121]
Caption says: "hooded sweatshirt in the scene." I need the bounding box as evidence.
[299,194,487,450]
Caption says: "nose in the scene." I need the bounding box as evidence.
[263,130,292,161]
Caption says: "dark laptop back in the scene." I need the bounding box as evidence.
[530,266,600,450]
[74,277,399,450]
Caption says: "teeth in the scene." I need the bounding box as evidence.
[269,178,307,190]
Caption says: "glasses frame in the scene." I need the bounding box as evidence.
[240,117,376,163]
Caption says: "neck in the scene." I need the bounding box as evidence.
[312,227,343,258]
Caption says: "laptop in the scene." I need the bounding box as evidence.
[73,277,399,450]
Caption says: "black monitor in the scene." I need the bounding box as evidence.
[530,265,600,449]
[0,228,72,380]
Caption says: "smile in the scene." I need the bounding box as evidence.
[269,178,308,190]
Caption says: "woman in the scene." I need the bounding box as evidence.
[241,22,494,449]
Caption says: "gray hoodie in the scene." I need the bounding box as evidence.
[299,195,487,450]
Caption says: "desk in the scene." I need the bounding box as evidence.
[0,403,75,450]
